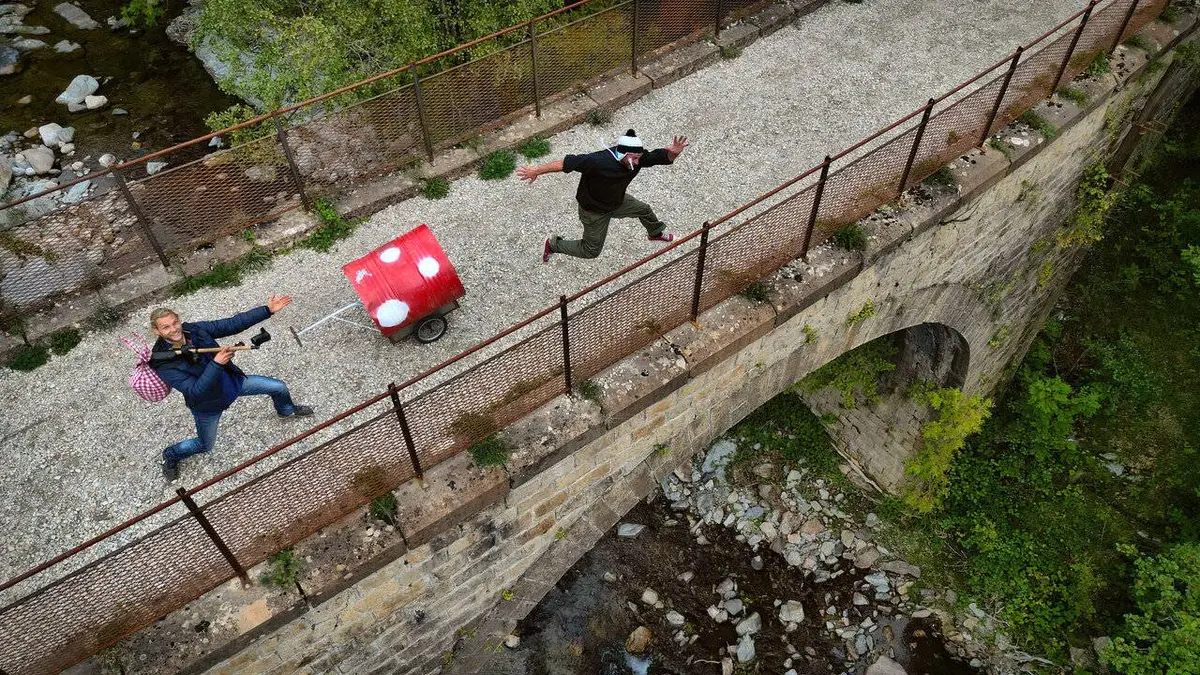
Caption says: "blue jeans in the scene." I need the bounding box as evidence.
[163,375,297,463]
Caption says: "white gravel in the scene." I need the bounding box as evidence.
[0,0,1086,600]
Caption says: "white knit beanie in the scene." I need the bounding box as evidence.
[615,129,645,155]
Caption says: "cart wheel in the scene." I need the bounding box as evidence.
[414,315,448,343]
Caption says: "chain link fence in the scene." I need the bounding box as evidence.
[0,0,1170,672]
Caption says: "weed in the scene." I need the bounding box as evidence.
[719,44,743,59]
[48,328,81,356]
[171,260,244,296]
[1018,110,1058,141]
[518,137,552,159]
[261,549,302,588]
[1056,86,1089,106]
[576,378,603,405]
[5,343,48,371]
[846,299,877,326]
[468,434,511,467]
[586,108,612,126]
[369,492,399,526]
[1159,4,1179,23]
[1016,179,1043,204]
[803,324,818,345]
[300,198,358,252]
[555,527,568,540]
[1084,52,1111,78]
[1122,34,1153,51]
[902,384,992,513]
[727,391,841,480]
[90,307,122,330]
[923,166,957,190]
[739,282,770,303]
[988,137,1014,160]
[831,224,867,251]
[1036,261,1055,290]
[242,227,256,242]
[1060,162,1118,247]
[421,176,450,200]
[654,443,671,456]
[501,588,515,601]
[795,338,896,409]
[479,150,517,180]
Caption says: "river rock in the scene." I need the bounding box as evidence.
[779,601,804,623]
[703,440,737,474]
[146,160,168,175]
[853,592,869,606]
[56,74,99,105]
[735,612,761,636]
[98,153,116,167]
[503,634,520,649]
[881,561,921,578]
[641,588,659,606]
[12,37,46,51]
[54,3,99,29]
[60,179,89,203]
[38,123,65,147]
[0,161,11,192]
[617,523,645,539]
[54,39,81,52]
[626,626,652,654]
[17,94,31,105]
[736,634,755,662]
[724,598,743,615]
[0,4,32,18]
[866,656,907,675]
[0,44,18,74]
[84,94,107,110]
[112,107,128,115]
[855,547,881,569]
[59,142,74,154]
[721,658,733,675]
[23,145,54,174]
[665,611,685,627]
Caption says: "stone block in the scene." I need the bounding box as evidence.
[585,71,653,112]
[749,2,794,36]
[716,22,760,52]
[593,338,690,426]
[640,40,720,89]
[667,294,776,377]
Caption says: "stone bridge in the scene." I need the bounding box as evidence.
[65,13,1200,675]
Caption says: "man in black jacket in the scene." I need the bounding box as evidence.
[516,129,689,261]
[149,296,312,481]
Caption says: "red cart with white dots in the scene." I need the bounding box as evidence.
[289,224,465,345]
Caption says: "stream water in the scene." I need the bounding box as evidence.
[1,0,235,164]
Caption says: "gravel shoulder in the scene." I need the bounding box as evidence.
[0,0,1085,597]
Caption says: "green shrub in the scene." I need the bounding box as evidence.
[988,137,1014,160]
[1122,34,1153,51]
[6,344,49,371]
[1056,86,1089,106]
[121,0,165,28]
[902,384,992,513]
[739,282,770,303]
[576,378,603,405]
[518,137,551,159]
[1159,4,1179,23]
[1104,543,1200,674]
[923,166,957,189]
[796,338,896,409]
[479,150,517,180]
[369,492,399,526]
[1059,162,1117,247]
[48,328,82,356]
[300,198,358,252]
[832,224,867,251]
[468,434,511,467]
[422,176,451,200]
[1084,52,1110,78]
[261,549,302,588]
[1018,110,1058,141]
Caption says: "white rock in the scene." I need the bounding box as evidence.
[0,162,11,192]
[56,74,100,106]
[38,123,65,147]
[736,634,755,662]
[665,611,685,626]
[146,160,168,175]
[98,153,116,167]
[503,634,520,648]
[59,143,75,154]
[676,571,694,583]
[866,655,908,675]
[603,571,617,583]
[12,38,47,51]
[735,612,761,636]
[853,592,869,606]
[54,3,99,29]
[722,658,734,675]
[54,39,81,53]
[617,523,645,538]
[23,145,54,174]
[779,600,805,624]
[84,94,108,110]
[641,588,659,606]
[67,101,87,113]
[57,126,75,143]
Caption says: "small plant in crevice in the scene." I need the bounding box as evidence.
[832,224,867,251]
[654,443,671,456]
[369,492,399,526]
[479,150,517,181]
[987,137,1015,160]
[988,326,1010,349]
[261,548,303,589]
[1158,3,1179,23]
[719,44,743,59]
[576,378,603,406]
[803,324,818,345]
[518,136,552,159]
[1122,34,1153,51]
[468,434,511,468]
[1056,86,1089,106]
[1036,261,1055,290]
[421,176,451,200]
[501,588,515,601]
[555,527,569,540]
[1018,110,1058,141]
[1084,52,1111,78]
[923,166,957,190]
[1060,161,1118,247]
[846,299,877,326]
[1016,179,1043,204]
[586,108,613,126]
[300,197,359,252]
[739,281,770,303]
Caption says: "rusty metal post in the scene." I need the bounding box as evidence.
[802,156,831,261]
[691,222,712,321]
[410,62,436,162]
[176,488,249,586]
[898,99,936,194]
[981,47,1023,147]
[559,295,572,394]
[714,0,723,38]
[389,383,424,479]
[631,0,640,76]
[1053,0,1098,94]
[112,168,170,268]
[529,22,542,118]
[272,111,313,212]
[1111,0,1142,53]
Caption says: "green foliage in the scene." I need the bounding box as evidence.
[501,588,514,601]
[261,549,302,588]
[518,137,551,159]
[121,0,165,28]
[1018,110,1059,141]
[421,176,451,200]
[923,166,957,189]
[1036,260,1054,290]
[1057,86,1089,106]
[719,44,743,59]
[5,343,48,371]
[299,198,358,252]
[1122,34,1153,52]
[555,527,568,540]
[171,246,276,296]
[796,339,896,409]
[831,224,867,251]
[479,150,517,180]
[1084,52,1111,78]
[846,299,877,326]
[803,324,817,345]
[988,326,1009,349]
[1183,245,1200,286]
[576,378,603,405]
[1104,543,1200,673]
[988,137,1014,161]
[654,443,671,456]
[468,434,511,467]
[728,391,839,478]
[1061,162,1118,247]
[902,384,992,513]
[738,282,770,303]
[48,328,82,356]
[1159,4,1179,23]
[369,492,399,526]
[203,104,274,145]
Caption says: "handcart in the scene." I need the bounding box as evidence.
[289,224,466,345]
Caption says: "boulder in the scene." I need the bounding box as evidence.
[84,94,107,110]
[23,145,55,174]
[38,123,65,147]
[625,626,652,654]
[0,44,19,74]
[54,39,81,52]
[56,74,99,105]
[778,601,804,624]
[54,3,99,29]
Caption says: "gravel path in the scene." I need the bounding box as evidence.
[0,0,1086,597]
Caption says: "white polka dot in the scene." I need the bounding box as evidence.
[378,247,401,264]
[417,257,440,278]
[375,299,410,327]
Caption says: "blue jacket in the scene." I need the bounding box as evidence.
[150,306,272,413]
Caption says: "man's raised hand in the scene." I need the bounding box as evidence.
[267,295,292,314]
[213,346,236,365]
[666,135,689,159]
[516,165,539,184]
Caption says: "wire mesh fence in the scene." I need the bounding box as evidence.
[0,1,1171,672]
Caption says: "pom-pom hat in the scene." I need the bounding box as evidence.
[615,129,644,155]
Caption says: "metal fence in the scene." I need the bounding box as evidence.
[0,0,1169,673]
[0,0,771,326]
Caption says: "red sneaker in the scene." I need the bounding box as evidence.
[542,238,552,263]
[648,232,674,243]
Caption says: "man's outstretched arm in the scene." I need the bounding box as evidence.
[516,159,564,184]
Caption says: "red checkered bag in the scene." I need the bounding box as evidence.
[121,334,172,403]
